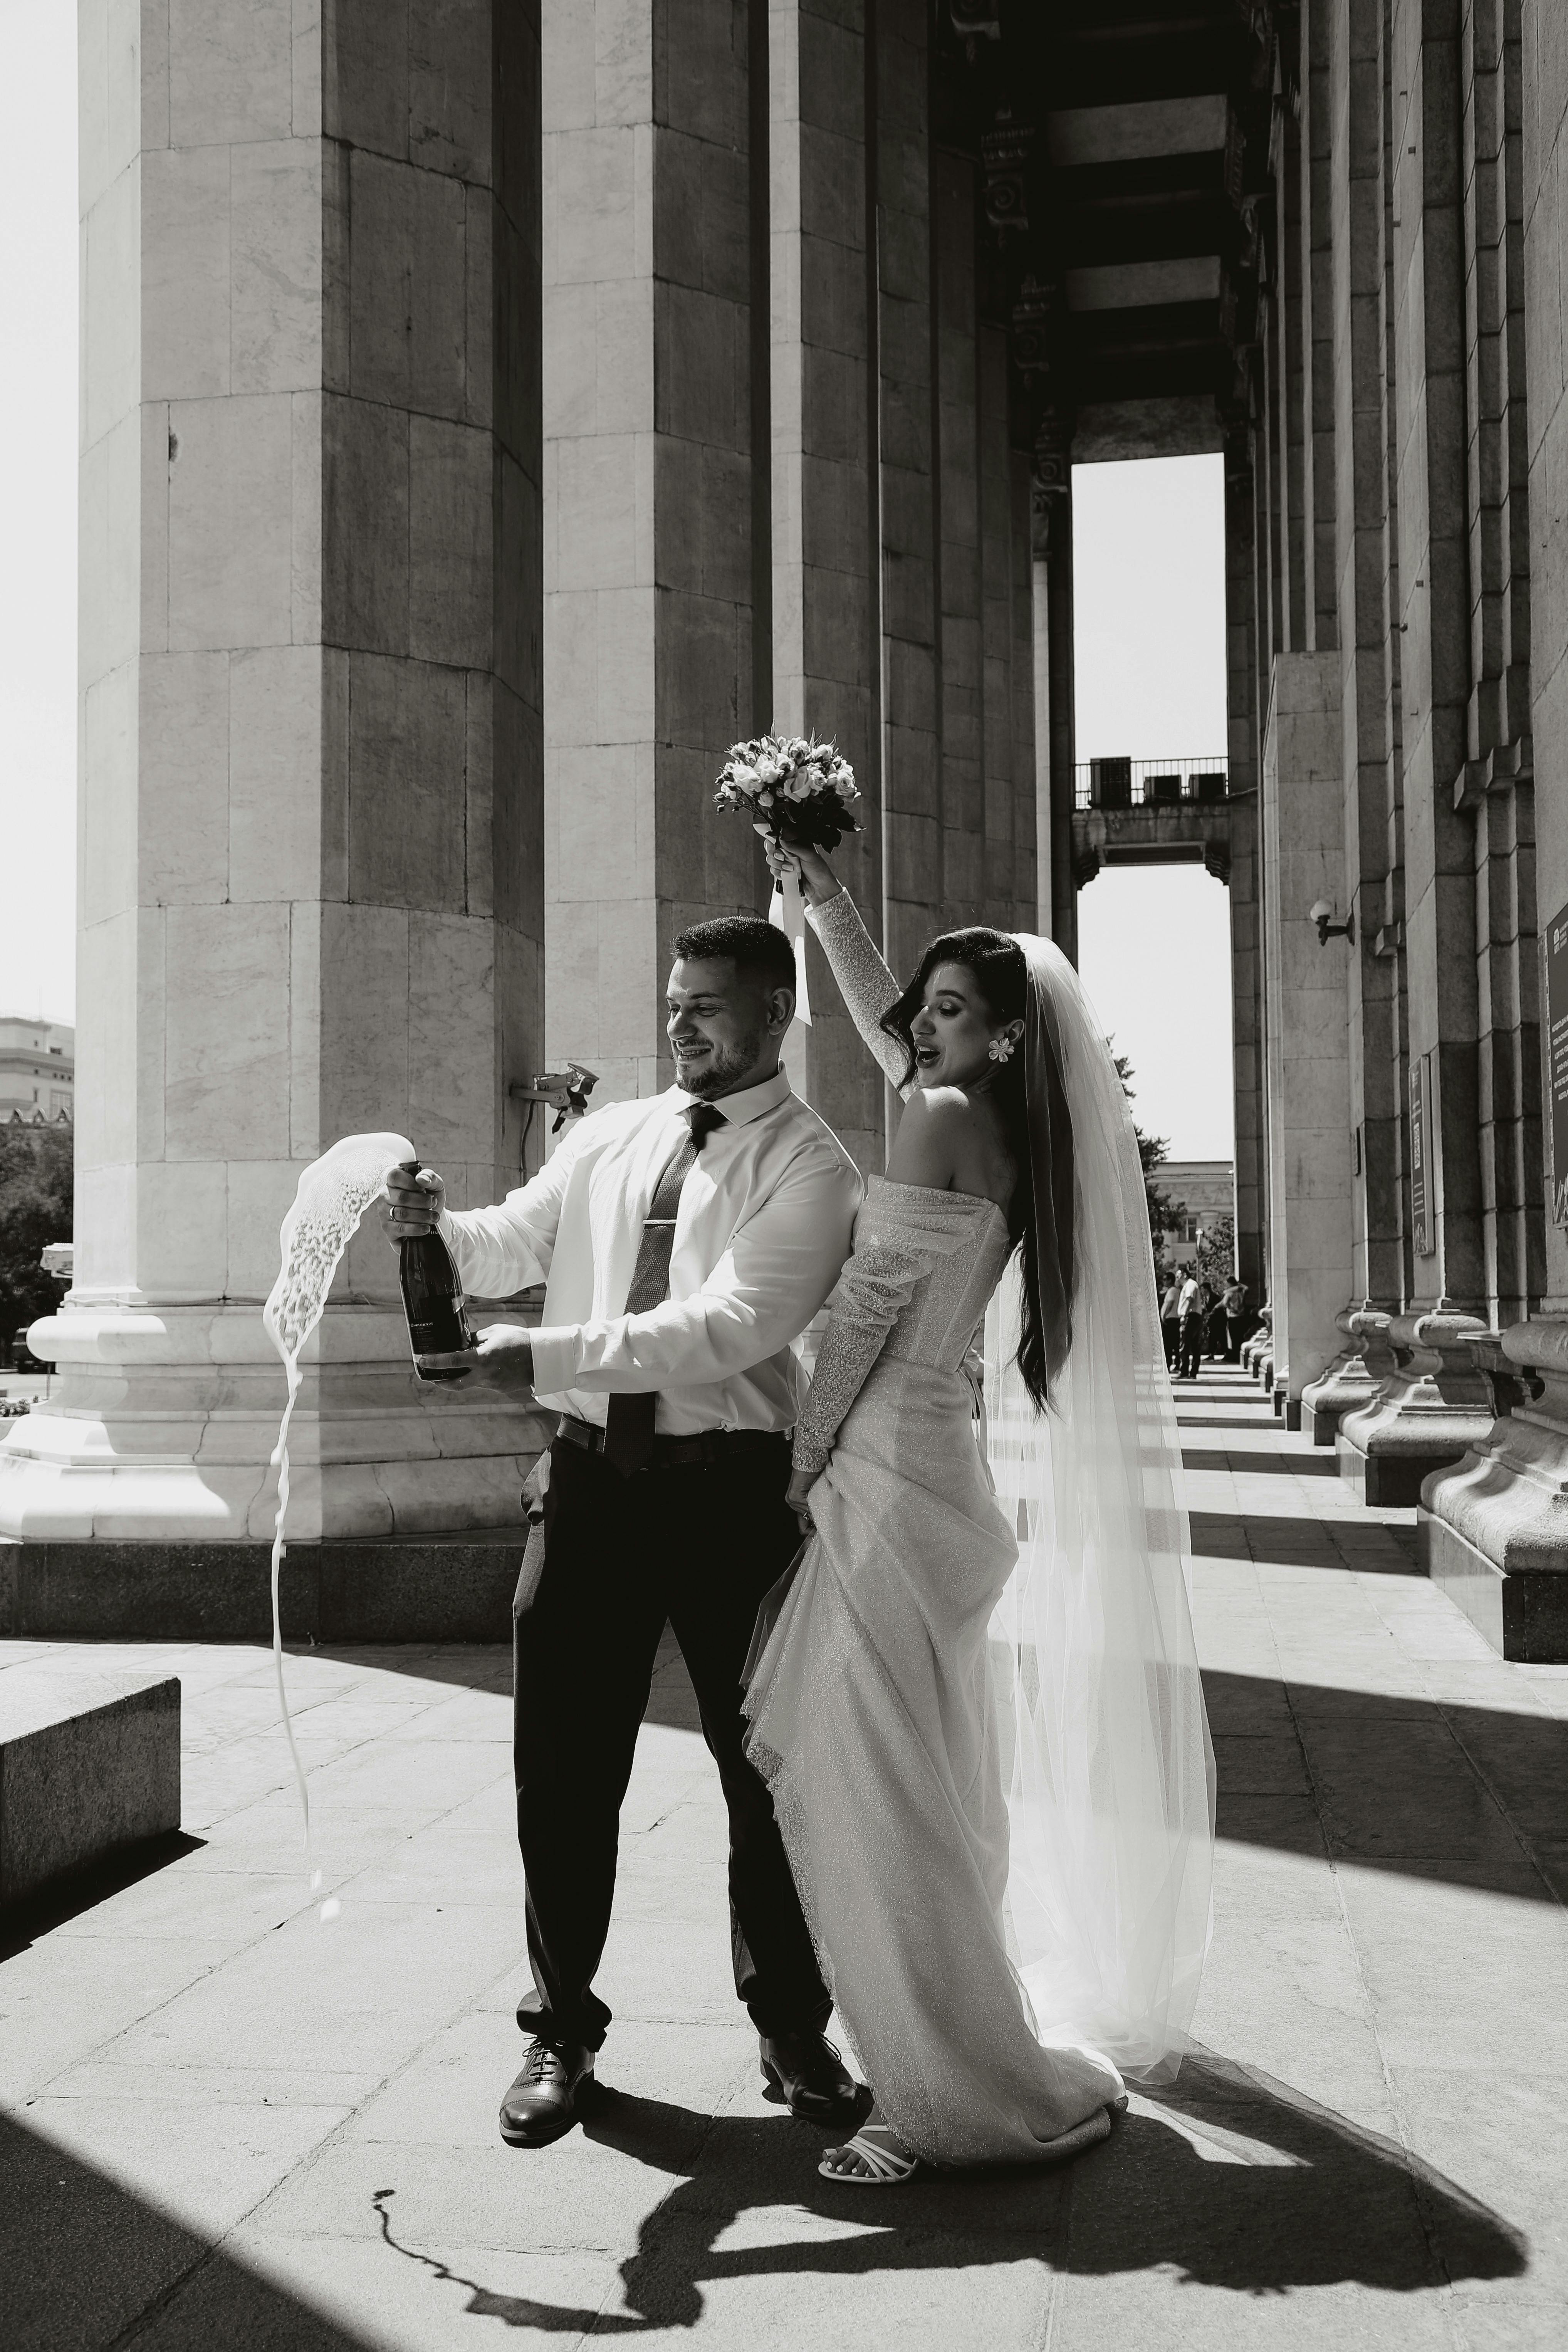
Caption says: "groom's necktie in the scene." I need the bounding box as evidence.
[602,1100,727,1476]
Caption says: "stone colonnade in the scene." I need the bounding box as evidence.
[1237,0,1568,1652]
[0,0,1045,1566]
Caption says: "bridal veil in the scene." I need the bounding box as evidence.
[983,932,1215,2085]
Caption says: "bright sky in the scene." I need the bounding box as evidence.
[0,3,77,1026]
[1072,454,1234,1163]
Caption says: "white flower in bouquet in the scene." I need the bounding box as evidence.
[711,730,861,852]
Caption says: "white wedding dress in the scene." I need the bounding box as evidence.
[744,893,1214,2167]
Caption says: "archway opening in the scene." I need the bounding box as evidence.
[1071,454,1234,1265]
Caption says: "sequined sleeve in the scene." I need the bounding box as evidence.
[807,890,912,1096]
[792,1226,948,1476]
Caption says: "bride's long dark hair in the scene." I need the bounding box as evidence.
[880,929,1074,1411]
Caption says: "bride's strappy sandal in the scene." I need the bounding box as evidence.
[819,2124,921,2186]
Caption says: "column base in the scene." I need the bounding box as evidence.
[1417,1317,1568,1662]
[1417,1510,1568,1663]
[0,1301,550,1543]
[0,1533,525,1643]
[1335,1312,1493,1508]
[1300,1309,1395,1447]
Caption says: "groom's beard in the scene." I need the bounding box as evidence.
[675,1030,764,1098]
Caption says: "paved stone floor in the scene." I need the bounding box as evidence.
[4,1367,1567,2349]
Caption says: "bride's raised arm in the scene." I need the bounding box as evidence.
[769,839,912,1097]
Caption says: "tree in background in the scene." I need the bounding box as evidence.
[1111,1048,1182,1279]
[1196,1214,1237,1294]
[0,1125,72,1353]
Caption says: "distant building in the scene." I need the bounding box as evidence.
[0,1016,74,1126]
[1160,1161,1235,1269]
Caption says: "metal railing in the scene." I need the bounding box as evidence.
[1073,757,1229,813]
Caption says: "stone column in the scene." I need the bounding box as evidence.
[1421,0,1568,1659]
[1339,0,1499,1495]
[0,2,552,1603]
[1226,440,1267,1303]
[542,0,764,1107]
[771,0,885,1170]
[876,0,942,986]
[1261,650,1354,1423]
[1303,0,1406,1444]
[933,143,985,933]
[1046,474,1078,964]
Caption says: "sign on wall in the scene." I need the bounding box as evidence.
[1409,1054,1434,1258]
[1546,902,1568,1226]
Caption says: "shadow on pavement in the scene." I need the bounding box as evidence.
[0,1832,206,1964]
[1189,1512,1422,1567]
[1182,1446,1345,1476]
[359,2044,1524,2332]
[1,2108,376,2352]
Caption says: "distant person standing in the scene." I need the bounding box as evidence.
[1177,1272,1204,1380]
[1222,1277,1249,1363]
[1159,1275,1183,1372]
[1202,1286,1227,1362]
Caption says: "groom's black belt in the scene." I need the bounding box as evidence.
[555,1414,787,1472]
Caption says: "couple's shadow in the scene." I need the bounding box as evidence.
[377,2044,1527,2332]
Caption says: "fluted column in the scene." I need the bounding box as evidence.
[0,2,551,1576]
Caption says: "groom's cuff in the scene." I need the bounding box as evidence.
[528,1325,583,1396]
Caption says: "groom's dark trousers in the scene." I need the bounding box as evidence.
[511,1421,829,2052]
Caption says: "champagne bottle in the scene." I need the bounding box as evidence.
[395,1159,475,1381]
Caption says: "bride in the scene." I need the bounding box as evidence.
[744,836,1215,2185]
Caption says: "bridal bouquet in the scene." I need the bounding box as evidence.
[712,734,862,854]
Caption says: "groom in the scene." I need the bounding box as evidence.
[385,917,865,2146]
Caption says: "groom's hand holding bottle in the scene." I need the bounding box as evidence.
[382,1162,538,1396]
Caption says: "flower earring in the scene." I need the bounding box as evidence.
[988,1032,1017,1064]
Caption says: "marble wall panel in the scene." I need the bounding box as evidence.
[80,660,140,930]
[553,430,645,590]
[408,417,494,668]
[74,908,149,1179]
[409,914,498,1163]
[345,654,468,913]
[135,1158,230,1301]
[166,0,295,148]
[322,393,411,655]
[549,125,648,286]
[327,0,412,161]
[163,904,294,1162]
[410,0,493,182]
[79,415,144,694]
[228,645,326,905]
[81,149,141,453]
[138,650,231,903]
[225,1159,306,1301]
[230,138,322,395]
[317,902,411,1144]
[141,144,231,401]
[346,150,468,420]
[166,393,295,651]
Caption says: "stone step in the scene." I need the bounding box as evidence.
[0,1668,180,1907]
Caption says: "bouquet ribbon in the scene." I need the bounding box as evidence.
[769,866,812,1027]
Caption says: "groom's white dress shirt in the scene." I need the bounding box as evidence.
[439,1068,863,1436]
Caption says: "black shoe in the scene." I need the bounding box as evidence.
[499,2036,595,2147]
[759,2031,869,2130]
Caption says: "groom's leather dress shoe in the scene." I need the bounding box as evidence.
[499,2038,595,2146]
[759,2031,869,2129]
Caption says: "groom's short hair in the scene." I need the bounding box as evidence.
[671,915,795,993]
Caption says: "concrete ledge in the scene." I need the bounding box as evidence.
[0,1670,180,1906]
[0,1536,525,1643]
[1419,1507,1568,1662]
[1333,1432,1468,1507]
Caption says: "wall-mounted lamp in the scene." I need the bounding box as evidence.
[510,1064,599,1133]
[1309,898,1355,946]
